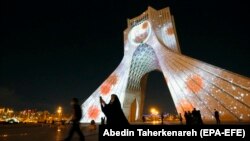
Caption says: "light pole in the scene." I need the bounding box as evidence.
[57,106,62,121]
[150,108,159,122]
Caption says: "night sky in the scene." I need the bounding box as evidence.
[1,0,249,114]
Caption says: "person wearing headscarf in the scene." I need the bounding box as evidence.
[100,94,129,126]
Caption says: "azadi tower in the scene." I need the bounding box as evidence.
[81,7,250,123]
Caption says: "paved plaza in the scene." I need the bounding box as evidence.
[0,124,98,141]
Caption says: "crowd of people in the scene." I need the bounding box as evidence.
[62,95,221,141]
[184,108,203,125]
[183,108,220,125]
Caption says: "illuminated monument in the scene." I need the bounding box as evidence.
[81,7,250,123]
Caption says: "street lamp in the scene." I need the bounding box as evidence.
[57,106,62,121]
[150,108,156,115]
[150,107,159,122]
[150,108,158,115]
[57,107,62,115]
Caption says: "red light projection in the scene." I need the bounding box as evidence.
[100,84,111,95]
[142,22,148,29]
[134,32,148,43]
[166,27,174,35]
[186,74,203,94]
[100,74,118,95]
[88,105,100,120]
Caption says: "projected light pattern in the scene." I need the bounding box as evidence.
[127,44,159,91]
[128,21,152,45]
[161,22,179,52]
[186,74,204,94]
[100,74,118,95]
[81,7,250,123]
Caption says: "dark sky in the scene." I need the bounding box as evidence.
[1,0,249,114]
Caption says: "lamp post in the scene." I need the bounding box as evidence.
[57,106,62,121]
[150,108,159,122]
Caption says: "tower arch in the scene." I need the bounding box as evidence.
[81,7,250,123]
[123,43,160,121]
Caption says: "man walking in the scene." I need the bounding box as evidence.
[64,98,85,141]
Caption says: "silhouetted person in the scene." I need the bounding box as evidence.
[101,117,105,125]
[100,94,129,126]
[192,108,198,124]
[161,113,164,125]
[197,110,203,125]
[179,113,183,124]
[214,109,220,124]
[184,111,189,125]
[186,111,193,125]
[88,120,97,131]
[142,115,146,123]
[64,98,84,141]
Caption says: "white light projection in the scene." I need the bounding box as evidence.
[161,22,178,52]
[128,21,152,46]
[81,6,250,123]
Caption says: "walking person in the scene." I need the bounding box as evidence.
[64,98,85,141]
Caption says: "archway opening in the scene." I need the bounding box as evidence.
[142,71,177,116]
